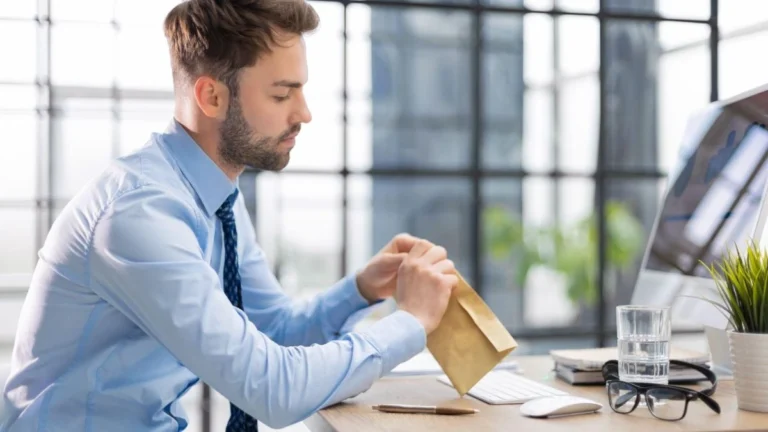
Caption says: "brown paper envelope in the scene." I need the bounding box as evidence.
[426,271,518,395]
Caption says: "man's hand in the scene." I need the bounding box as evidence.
[355,233,433,303]
[395,240,458,334]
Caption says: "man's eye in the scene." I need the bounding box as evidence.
[273,95,289,102]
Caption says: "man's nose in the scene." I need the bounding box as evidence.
[293,92,312,124]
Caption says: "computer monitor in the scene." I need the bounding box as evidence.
[630,84,768,332]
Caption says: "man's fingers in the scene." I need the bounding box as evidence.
[441,274,459,288]
[391,233,419,253]
[422,246,448,265]
[391,233,433,253]
[431,259,455,274]
[379,252,408,268]
[408,239,432,258]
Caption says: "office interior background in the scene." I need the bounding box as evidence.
[1,0,767,430]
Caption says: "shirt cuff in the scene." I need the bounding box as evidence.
[344,272,374,310]
[327,272,370,309]
[320,273,379,336]
[358,309,427,375]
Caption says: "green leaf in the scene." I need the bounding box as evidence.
[696,240,768,333]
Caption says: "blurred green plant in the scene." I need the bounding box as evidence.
[484,201,645,306]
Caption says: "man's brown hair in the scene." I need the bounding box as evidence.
[163,0,319,93]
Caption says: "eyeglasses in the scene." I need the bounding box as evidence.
[601,360,721,421]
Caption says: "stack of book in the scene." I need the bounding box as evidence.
[550,346,711,385]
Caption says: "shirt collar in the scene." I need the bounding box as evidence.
[159,118,238,217]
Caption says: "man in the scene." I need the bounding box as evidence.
[0,0,457,430]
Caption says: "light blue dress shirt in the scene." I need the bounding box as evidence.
[0,120,426,431]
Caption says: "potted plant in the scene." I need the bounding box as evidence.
[702,241,768,412]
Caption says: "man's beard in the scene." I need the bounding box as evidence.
[219,95,299,172]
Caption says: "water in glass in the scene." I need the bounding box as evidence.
[618,336,670,384]
[616,305,671,385]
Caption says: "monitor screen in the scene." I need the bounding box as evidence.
[645,92,768,278]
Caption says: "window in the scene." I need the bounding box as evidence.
[2,0,730,429]
[2,0,725,347]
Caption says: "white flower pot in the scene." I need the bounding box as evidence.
[728,331,768,413]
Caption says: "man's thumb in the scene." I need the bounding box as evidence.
[381,252,408,267]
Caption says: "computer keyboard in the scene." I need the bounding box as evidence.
[437,370,568,404]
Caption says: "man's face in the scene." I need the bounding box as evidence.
[219,33,312,171]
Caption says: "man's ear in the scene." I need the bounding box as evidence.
[193,76,230,120]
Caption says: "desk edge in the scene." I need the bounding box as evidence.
[305,412,334,432]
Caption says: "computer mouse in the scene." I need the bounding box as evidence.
[519,396,603,418]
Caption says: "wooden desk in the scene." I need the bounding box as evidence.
[306,356,768,432]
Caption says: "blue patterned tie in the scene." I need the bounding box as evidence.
[216,190,258,432]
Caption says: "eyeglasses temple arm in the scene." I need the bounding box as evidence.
[684,361,720,413]
[697,392,721,414]
[614,392,636,409]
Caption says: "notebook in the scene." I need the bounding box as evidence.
[555,362,710,385]
[550,346,710,371]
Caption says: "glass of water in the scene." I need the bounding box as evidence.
[617,305,671,385]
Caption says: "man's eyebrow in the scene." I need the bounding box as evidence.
[272,80,303,88]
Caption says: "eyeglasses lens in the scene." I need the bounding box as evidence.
[647,388,687,420]
[608,381,637,413]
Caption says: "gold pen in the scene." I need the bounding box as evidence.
[372,404,478,415]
